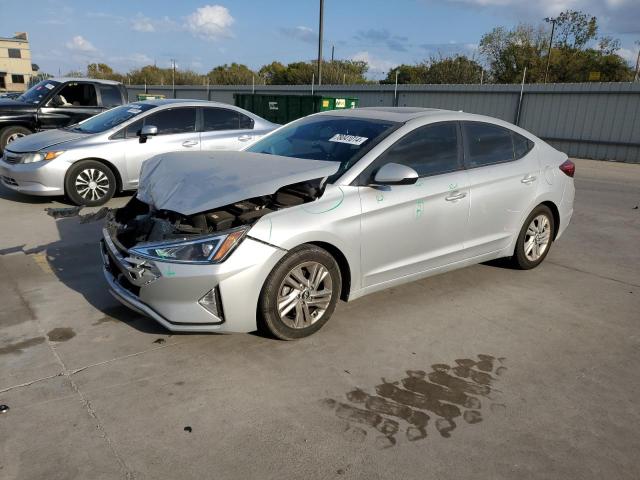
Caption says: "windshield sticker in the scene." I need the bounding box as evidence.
[127,108,142,114]
[44,83,55,90]
[328,134,368,146]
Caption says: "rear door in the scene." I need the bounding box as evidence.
[123,106,199,187]
[462,121,539,256]
[37,81,102,129]
[199,107,256,151]
[358,122,470,287]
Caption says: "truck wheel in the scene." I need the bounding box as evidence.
[0,126,31,151]
[65,160,117,206]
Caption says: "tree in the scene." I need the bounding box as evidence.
[87,63,124,82]
[207,63,256,85]
[383,56,483,84]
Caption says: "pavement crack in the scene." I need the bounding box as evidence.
[547,260,640,288]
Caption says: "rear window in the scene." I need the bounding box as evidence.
[247,115,399,177]
[99,85,123,108]
[202,108,254,131]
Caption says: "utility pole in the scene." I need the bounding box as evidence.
[634,41,640,82]
[331,45,334,63]
[170,58,176,98]
[317,0,324,86]
[544,17,557,84]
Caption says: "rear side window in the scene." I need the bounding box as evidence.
[375,122,460,177]
[512,131,534,159]
[463,122,514,168]
[99,85,122,108]
[145,107,196,135]
[202,108,254,131]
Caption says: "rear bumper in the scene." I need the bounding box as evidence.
[0,158,67,196]
[100,228,287,333]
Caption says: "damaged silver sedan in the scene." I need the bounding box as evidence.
[102,108,575,339]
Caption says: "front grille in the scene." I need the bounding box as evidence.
[2,151,22,165]
[1,176,18,186]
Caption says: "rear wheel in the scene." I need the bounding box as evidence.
[259,245,341,340]
[510,204,555,269]
[65,160,117,206]
[0,126,31,152]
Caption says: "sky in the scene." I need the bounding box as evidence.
[1,0,639,79]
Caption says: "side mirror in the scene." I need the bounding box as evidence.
[372,163,419,186]
[139,125,157,143]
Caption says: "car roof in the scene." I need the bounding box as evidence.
[133,98,255,110]
[48,77,122,85]
[315,106,447,122]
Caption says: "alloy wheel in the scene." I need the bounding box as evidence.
[524,214,551,262]
[6,132,26,144]
[277,261,333,329]
[75,168,110,202]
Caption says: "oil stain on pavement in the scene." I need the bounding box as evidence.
[0,336,45,355]
[46,327,76,342]
[322,354,507,449]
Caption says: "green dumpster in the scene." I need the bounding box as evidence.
[137,93,166,101]
[234,94,359,124]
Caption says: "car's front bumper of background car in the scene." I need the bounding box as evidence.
[101,227,287,333]
[0,156,67,196]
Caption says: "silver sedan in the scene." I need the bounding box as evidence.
[0,99,278,205]
[102,107,575,339]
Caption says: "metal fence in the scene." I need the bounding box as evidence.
[126,83,640,163]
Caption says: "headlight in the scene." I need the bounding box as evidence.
[129,228,247,264]
[20,151,65,164]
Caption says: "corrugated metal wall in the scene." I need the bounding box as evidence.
[126,83,640,163]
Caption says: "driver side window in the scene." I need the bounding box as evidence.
[49,83,98,107]
[373,122,461,179]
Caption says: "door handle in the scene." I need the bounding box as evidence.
[182,140,199,147]
[521,175,537,184]
[445,191,467,202]
[238,134,253,142]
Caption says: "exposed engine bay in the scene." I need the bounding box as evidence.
[108,179,325,249]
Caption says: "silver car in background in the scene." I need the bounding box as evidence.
[0,99,278,205]
[102,107,575,340]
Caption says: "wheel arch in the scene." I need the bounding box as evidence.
[65,157,123,193]
[540,200,560,240]
[306,241,352,301]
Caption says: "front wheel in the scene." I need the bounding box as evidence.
[510,204,555,269]
[259,245,342,340]
[0,126,31,152]
[65,160,117,206]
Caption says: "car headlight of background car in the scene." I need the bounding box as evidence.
[130,228,247,264]
[19,151,65,164]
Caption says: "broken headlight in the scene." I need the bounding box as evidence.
[129,228,247,264]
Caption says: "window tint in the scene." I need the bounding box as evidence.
[512,131,534,159]
[8,48,21,59]
[464,122,514,168]
[125,119,143,138]
[375,123,460,177]
[144,107,196,135]
[99,85,122,108]
[202,108,254,131]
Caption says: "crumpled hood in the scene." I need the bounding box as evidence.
[137,151,340,216]
[6,128,88,153]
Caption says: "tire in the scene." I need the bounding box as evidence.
[0,126,31,152]
[510,204,555,270]
[259,245,342,340]
[65,160,117,206]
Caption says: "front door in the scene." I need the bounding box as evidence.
[37,82,102,129]
[358,122,470,287]
[461,122,541,256]
[123,107,200,187]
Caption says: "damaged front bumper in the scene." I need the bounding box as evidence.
[101,226,287,333]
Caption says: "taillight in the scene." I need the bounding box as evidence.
[559,159,575,177]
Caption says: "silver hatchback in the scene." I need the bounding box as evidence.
[0,99,278,205]
[102,107,575,340]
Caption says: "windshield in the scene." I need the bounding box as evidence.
[247,115,399,177]
[18,80,61,104]
[68,103,156,134]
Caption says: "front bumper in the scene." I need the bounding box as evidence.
[100,228,287,333]
[0,157,68,196]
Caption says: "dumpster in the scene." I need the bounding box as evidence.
[137,93,166,101]
[234,94,359,124]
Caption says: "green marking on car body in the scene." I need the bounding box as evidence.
[376,193,384,202]
[302,187,344,214]
[448,183,458,190]
[165,265,176,277]
[416,199,425,218]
